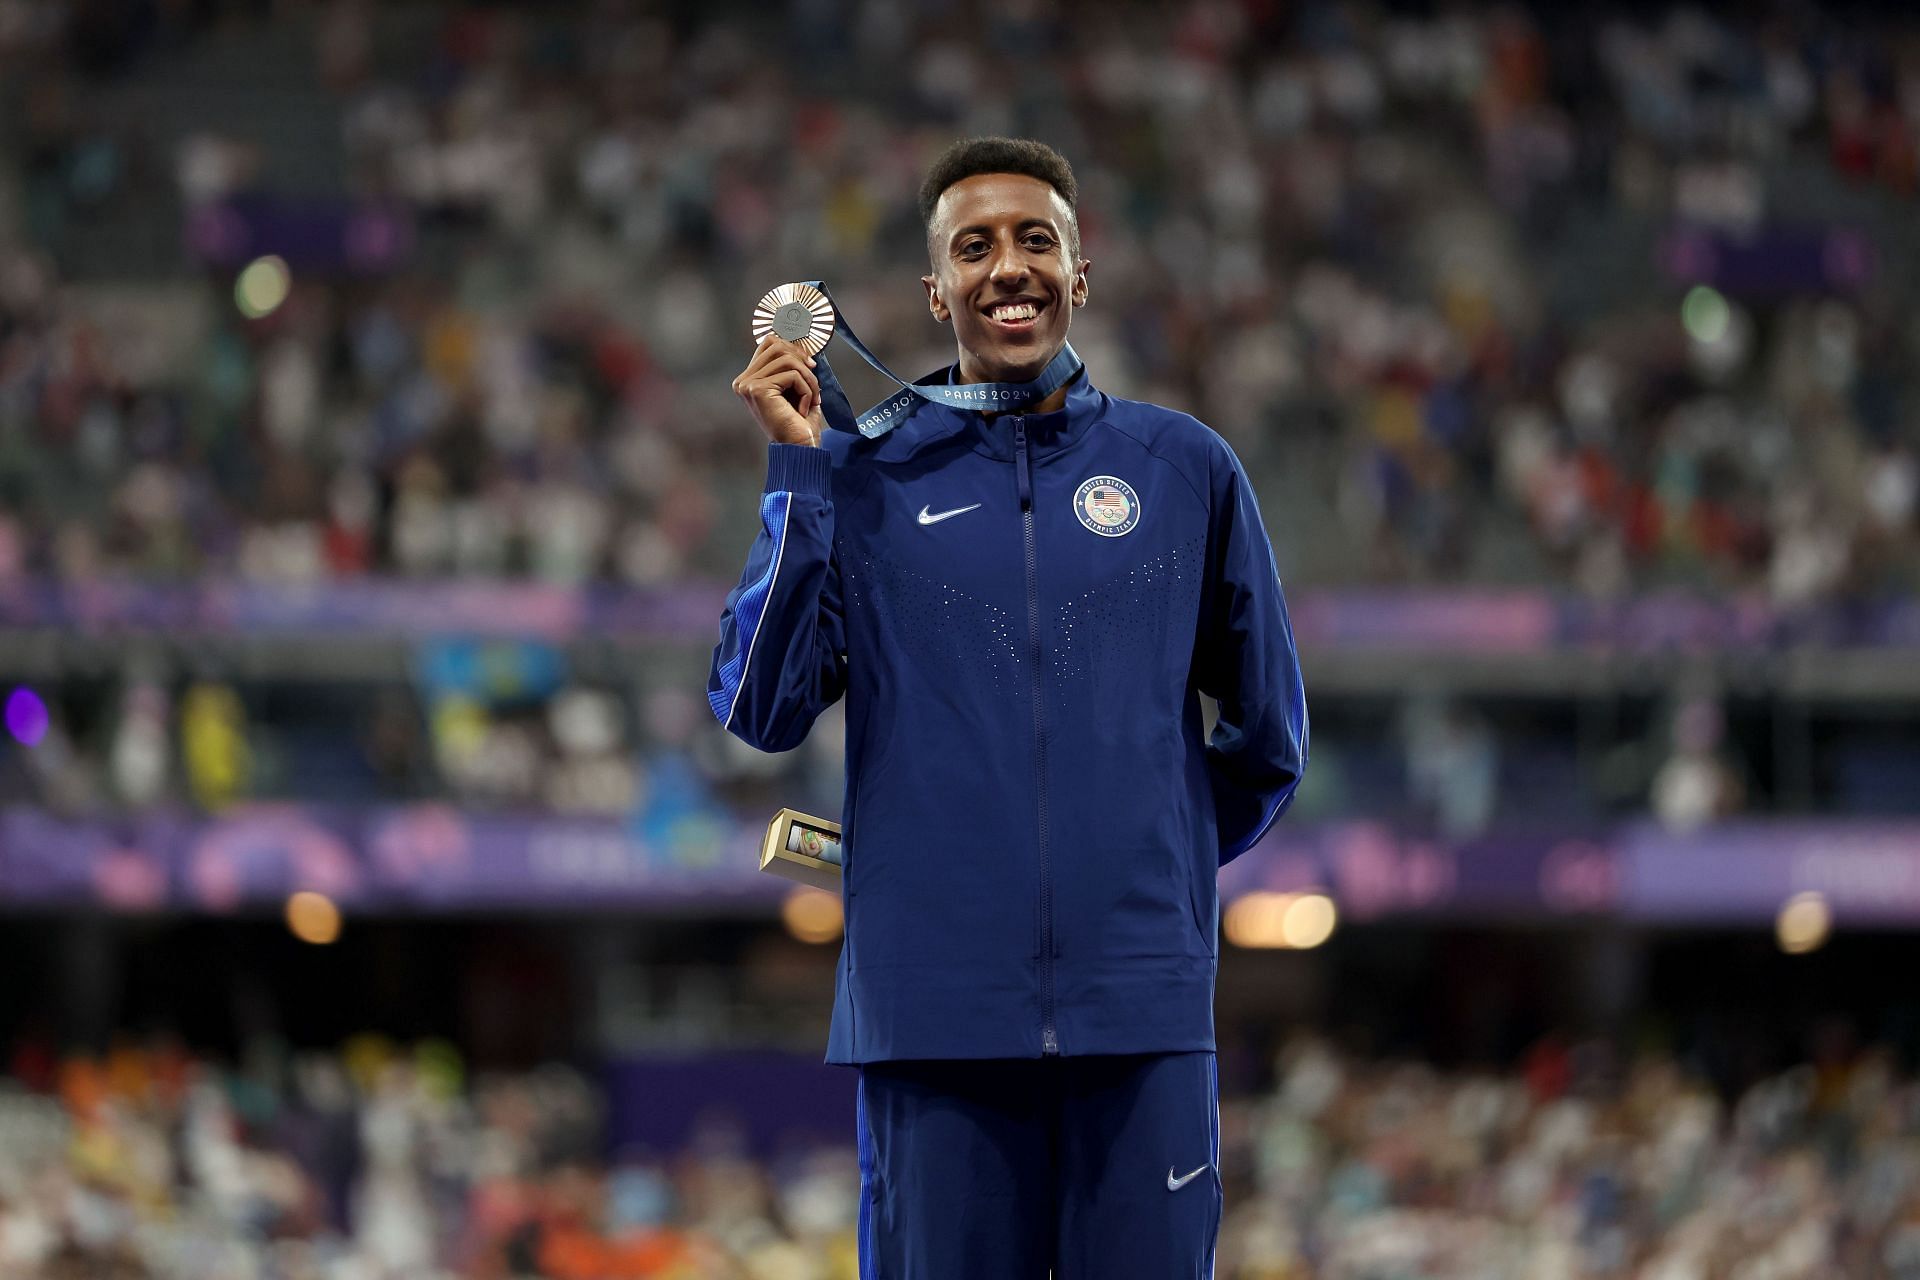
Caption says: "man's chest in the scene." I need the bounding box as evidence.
[834,448,1211,653]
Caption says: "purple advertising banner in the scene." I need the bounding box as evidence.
[0,806,1606,918]
[7,805,1920,923]
[1623,821,1920,923]
[185,195,414,273]
[0,810,179,911]
[1661,224,1875,298]
[3,578,1920,652]
[1224,821,1618,920]
[0,804,787,913]
[362,806,782,909]
[0,579,651,642]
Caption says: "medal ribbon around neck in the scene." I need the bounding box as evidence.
[751,280,1083,439]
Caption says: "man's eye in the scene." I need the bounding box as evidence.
[961,241,989,256]
[1025,235,1056,250]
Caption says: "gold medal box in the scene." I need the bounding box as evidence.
[760,808,843,892]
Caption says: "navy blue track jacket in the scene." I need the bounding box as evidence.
[708,370,1307,1064]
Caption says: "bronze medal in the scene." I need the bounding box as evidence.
[751,282,836,355]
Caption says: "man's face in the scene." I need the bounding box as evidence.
[923,173,1089,384]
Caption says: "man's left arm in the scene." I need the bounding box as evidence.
[1195,438,1309,865]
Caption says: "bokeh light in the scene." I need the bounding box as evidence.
[4,687,49,746]
[1281,893,1339,949]
[1225,891,1340,949]
[235,255,292,319]
[781,888,843,944]
[1224,891,1287,948]
[1681,284,1730,344]
[286,891,343,945]
[1776,891,1831,955]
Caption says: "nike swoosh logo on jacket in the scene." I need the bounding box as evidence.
[917,502,982,525]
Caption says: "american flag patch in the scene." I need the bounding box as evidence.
[1075,475,1140,537]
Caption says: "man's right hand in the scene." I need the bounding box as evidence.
[733,335,829,447]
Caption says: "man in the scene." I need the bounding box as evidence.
[710,137,1307,1278]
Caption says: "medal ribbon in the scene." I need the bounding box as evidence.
[799,280,1083,439]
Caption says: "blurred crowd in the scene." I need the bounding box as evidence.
[3,1033,1918,1279]
[7,659,700,818]
[0,651,846,834]
[0,1035,861,1280]
[13,0,1920,828]
[1219,1036,1920,1279]
[7,653,1776,833]
[0,0,1917,599]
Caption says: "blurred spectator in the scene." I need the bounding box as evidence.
[179,682,250,813]
[1399,692,1499,840]
[1651,694,1744,832]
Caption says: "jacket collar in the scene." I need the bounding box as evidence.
[860,362,1104,463]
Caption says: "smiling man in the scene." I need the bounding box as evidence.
[921,164,1086,397]
[711,138,1308,1278]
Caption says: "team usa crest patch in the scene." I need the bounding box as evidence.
[1074,476,1140,537]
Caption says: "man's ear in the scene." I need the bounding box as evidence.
[1072,257,1091,308]
[923,273,949,323]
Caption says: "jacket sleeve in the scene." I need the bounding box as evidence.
[707,443,847,752]
[1195,439,1309,865]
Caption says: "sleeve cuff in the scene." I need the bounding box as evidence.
[766,442,832,497]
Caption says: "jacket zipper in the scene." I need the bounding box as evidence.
[1013,418,1059,1055]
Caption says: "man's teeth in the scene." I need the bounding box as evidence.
[991,303,1038,322]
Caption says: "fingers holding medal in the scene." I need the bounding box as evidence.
[736,284,836,446]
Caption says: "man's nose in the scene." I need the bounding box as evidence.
[989,241,1028,286]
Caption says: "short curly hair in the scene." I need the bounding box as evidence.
[918,136,1080,260]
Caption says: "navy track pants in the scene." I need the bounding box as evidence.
[855,1052,1220,1279]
